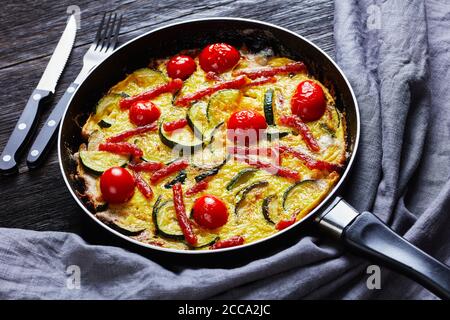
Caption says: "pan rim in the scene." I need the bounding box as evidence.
[58,17,361,255]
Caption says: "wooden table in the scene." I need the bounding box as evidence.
[0,0,334,247]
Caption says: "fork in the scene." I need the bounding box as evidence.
[26,12,122,168]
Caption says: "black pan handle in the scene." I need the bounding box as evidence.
[317,197,450,300]
[26,83,78,169]
[0,89,51,175]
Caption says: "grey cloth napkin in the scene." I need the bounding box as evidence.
[0,0,449,299]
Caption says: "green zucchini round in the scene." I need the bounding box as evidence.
[282,179,315,210]
[158,121,204,154]
[188,235,219,249]
[263,89,275,126]
[206,89,241,125]
[98,119,113,128]
[186,101,208,139]
[152,197,185,241]
[262,194,277,224]
[226,168,259,191]
[234,180,269,215]
[79,150,128,175]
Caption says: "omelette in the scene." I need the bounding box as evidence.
[75,44,346,250]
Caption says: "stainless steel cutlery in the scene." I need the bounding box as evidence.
[26,12,122,169]
[0,15,77,175]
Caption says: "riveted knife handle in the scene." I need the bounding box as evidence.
[27,83,78,169]
[0,89,51,175]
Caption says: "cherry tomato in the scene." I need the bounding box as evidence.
[291,80,326,122]
[166,55,196,80]
[100,167,135,204]
[192,195,228,229]
[129,100,161,126]
[227,110,268,131]
[227,110,268,144]
[199,43,240,74]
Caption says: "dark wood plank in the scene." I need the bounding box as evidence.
[0,0,334,233]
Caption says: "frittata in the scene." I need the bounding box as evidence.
[75,43,346,250]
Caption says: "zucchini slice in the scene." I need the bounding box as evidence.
[320,123,336,138]
[152,197,185,241]
[158,121,204,154]
[206,121,225,149]
[164,170,187,189]
[263,89,275,125]
[282,179,317,210]
[234,180,269,215]
[186,101,209,139]
[95,94,121,116]
[262,194,277,224]
[206,89,241,125]
[194,157,227,182]
[79,150,128,174]
[226,168,259,191]
[189,235,219,249]
[265,126,290,141]
[87,130,105,151]
[98,119,113,128]
[334,106,341,128]
[110,68,167,97]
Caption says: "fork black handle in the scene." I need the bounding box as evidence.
[26,83,78,169]
[0,89,52,175]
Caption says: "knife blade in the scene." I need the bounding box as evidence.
[0,15,77,175]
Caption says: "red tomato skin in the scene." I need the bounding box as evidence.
[199,43,240,73]
[129,101,161,126]
[167,55,196,80]
[100,167,135,204]
[291,80,326,122]
[192,195,228,229]
[227,110,268,131]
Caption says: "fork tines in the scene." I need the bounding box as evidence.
[94,12,122,52]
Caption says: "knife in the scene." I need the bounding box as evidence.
[26,12,122,169]
[0,15,77,175]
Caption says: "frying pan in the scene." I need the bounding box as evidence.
[58,18,450,299]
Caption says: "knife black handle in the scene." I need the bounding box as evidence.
[26,83,78,169]
[0,89,51,175]
[343,211,450,300]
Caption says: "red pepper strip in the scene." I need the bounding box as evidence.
[172,183,197,246]
[99,142,143,158]
[210,236,245,250]
[278,145,342,172]
[106,123,157,143]
[174,75,250,107]
[205,71,222,81]
[185,180,209,196]
[244,76,277,87]
[148,240,165,247]
[150,160,189,184]
[279,115,320,152]
[227,146,277,157]
[233,62,307,79]
[133,172,154,199]
[234,155,300,180]
[119,79,183,109]
[162,118,188,132]
[275,216,296,231]
[128,161,164,172]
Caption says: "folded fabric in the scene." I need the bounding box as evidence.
[0,0,449,299]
